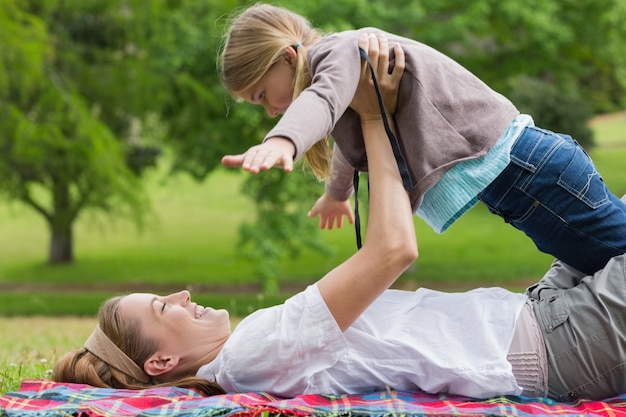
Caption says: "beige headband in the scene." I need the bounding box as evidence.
[84,325,150,384]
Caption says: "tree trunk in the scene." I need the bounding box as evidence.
[48,178,75,264]
[49,226,74,264]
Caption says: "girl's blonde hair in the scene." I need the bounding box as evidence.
[220,3,332,180]
[52,296,224,396]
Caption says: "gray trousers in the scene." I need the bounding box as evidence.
[528,254,626,401]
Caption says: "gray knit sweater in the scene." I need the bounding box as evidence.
[264,27,519,210]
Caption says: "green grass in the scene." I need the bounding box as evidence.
[0,171,256,285]
[589,112,626,147]
[0,291,287,317]
[0,317,96,394]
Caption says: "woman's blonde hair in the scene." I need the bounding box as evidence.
[52,296,224,396]
[220,3,332,180]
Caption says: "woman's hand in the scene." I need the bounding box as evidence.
[349,33,405,121]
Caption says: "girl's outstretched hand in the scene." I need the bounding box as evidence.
[308,193,354,229]
[221,137,296,173]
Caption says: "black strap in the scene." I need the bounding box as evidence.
[353,170,362,249]
[353,47,414,249]
[358,47,414,192]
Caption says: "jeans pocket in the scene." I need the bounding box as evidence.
[556,146,608,209]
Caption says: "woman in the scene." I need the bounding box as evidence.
[53,36,626,402]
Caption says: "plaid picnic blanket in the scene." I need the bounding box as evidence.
[2,379,626,417]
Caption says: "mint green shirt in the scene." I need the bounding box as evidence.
[417,115,534,233]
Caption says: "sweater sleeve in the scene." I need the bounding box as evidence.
[325,144,355,201]
[263,32,363,160]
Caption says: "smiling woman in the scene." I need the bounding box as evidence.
[53,292,228,395]
[119,291,231,380]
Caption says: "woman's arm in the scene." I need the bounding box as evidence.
[317,34,417,331]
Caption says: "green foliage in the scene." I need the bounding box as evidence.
[508,76,594,149]
[0,0,160,263]
[238,168,332,295]
[0,0,47,103]
[285,0,626,113]
[141,0,275,180]
[0,85,145,210]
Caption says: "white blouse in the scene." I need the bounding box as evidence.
[197,285,527,399]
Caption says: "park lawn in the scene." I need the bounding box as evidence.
[0,316,96,395]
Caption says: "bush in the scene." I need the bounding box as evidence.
[507,76,595,150]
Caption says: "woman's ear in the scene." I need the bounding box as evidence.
[282,45,298,68]
[144,353,180,377]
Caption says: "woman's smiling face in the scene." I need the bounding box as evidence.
[118,290,231,377]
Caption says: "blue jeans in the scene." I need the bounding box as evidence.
[478,125,626,275]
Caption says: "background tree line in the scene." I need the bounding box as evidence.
[1,0,625,293]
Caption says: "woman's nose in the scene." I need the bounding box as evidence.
[169,290,190,306]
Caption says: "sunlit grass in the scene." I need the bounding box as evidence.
[589,111,626,147]
[0,317,96,394]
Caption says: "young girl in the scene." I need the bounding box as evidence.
[54,37,626,402]
[219,3,626,275]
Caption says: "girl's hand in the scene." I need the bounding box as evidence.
[350,33,405,121]
[308,193,354,229]
[221,137,296,173]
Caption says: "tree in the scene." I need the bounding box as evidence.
[0,0,153,264]
[0,0,276,267]
[405,0,626,113]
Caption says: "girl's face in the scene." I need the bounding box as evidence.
[119,290,231,376]
[239,49,297,118]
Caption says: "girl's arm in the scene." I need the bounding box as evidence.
[221,137,295,173]
[317,35,416,331]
